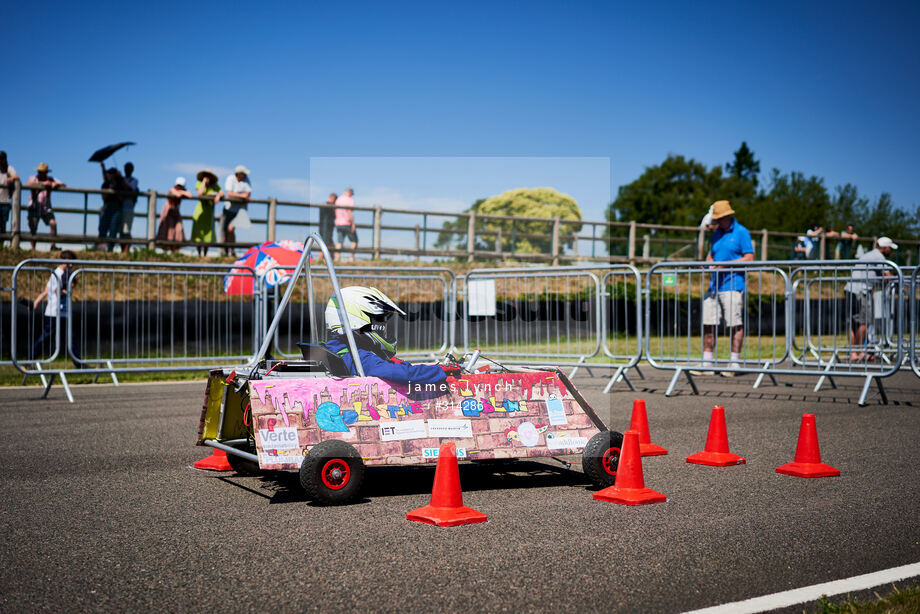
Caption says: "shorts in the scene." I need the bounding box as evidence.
[28,207,55,233]
[702,290,744,327]
[335,225,358,244]
[847,291,869,327]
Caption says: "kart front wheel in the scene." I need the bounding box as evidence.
[300,440,365,505]
[582,430,624,488]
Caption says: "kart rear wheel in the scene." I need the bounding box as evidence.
[300,440,365,505]
[226,441,260,476]
[582,430,624,488]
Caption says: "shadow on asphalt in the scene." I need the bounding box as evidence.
[635,383,915,406]
[212,460,590,506]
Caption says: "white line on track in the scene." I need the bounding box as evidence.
[680,562,920,614]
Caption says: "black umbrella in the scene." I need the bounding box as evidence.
[88,141,136,162]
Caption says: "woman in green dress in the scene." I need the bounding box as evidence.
[192,169,223,256]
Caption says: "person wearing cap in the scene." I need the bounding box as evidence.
[221,165,252,256]
[192,169,223,256]
[693,200,754,376]
[119,162,140,253]
[157,177,192,252]
[0,151,19,244]
[843,236,898,361]
[26,162,66,250]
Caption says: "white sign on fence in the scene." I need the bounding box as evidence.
[468,278,497,316]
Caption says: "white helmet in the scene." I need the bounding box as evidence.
[325,286,406,357]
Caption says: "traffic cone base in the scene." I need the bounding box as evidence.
[593,430,665,506]
[686,451,746,467]
[193,448,233,471]
[776,413,839,478]
[630,399,668,457]
[407,442,487,527]
[686,405,743,467]
[593,485,667,505]
[639,442,668,456]
[406,505,488,527]
[776,461,840,478]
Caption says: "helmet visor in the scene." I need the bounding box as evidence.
[368,312,398,354]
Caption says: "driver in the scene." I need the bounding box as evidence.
[323,286,459,385]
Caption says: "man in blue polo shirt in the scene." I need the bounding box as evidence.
[695,200,754,376]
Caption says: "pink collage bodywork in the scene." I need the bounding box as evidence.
[248,371,601,470]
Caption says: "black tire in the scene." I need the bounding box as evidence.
[226,441,261,476]
[582,430,624,488]
[300,440,365,505]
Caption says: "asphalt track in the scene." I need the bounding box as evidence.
[1,368,919,613]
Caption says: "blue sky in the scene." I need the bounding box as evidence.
[5,0,918,242]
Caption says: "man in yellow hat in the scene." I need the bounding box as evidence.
[694,200,754,376]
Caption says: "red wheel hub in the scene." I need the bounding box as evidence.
[320,459,351,490]
[601,447,620,476]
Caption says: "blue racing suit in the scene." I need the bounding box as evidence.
[323,336,446,386]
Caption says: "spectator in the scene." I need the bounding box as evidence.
[334,187,357,262]
[844,237,897,361]
[0,151,19,242]
[221,165,251,256]
[192,169,222,256]
[838,223,859,260]
[119,162,139,253]
[26,163,65,251]
[319,192,337,253]
[30,250,84,369]
[793,236,811,260]
[805,223,823,259]
[98,163,127,251]
[692,200,754,376]
[157,177,191,252]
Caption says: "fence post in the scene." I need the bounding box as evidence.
[628,220,637,263]
[642,234,650,259]
[819,234,826,260]
[467,212,476,263]
[761,229,768,261]
[146,189,157,250]
[267,197,277,242]
[696,226,706,259]
[11,180,20,249]
[414,224,420,262]
[495,227,503,258]
[373,205,381,259]
[551,216,561,266]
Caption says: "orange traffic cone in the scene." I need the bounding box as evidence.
[686,405,745,466]
[407,443,487,526]
[630,399,667,456]
[594,430,667,505]
[193,448,233,471]
[776,414,840,478]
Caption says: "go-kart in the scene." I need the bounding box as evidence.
[196,236,623,505]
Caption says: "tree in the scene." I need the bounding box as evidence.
[743,169,830,232]
[726,141,760,187]
[436,188,582,255]
[606,155,724,227]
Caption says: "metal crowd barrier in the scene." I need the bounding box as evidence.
[460,266,603,371]
[644,261,789,396]
[10,259,259,401]
[789,261,904,404]
[262,263,456,360]
[644,260,904,405]
[458,265,644,389]
[911,266,920,378]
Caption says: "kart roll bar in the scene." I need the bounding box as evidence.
[250,233,366,376]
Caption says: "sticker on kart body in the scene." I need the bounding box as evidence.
[423,447,467,459]
[246,372,599,469]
